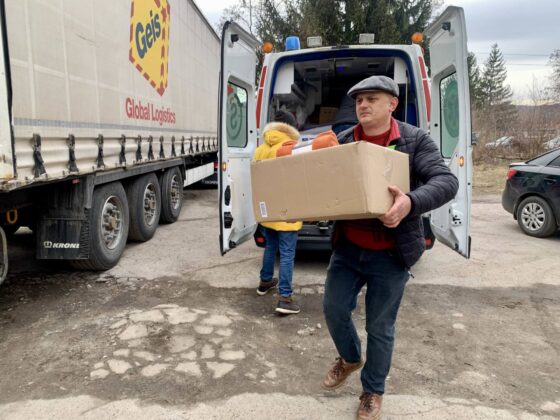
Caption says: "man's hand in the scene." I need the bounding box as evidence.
[379,185,412,228]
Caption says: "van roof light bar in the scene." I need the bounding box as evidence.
[285,36,301,51]
[307,36,323,48]
[359,33,375,44]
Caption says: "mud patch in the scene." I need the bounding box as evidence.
[0,273,558,418]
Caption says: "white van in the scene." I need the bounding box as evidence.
[218,6,472,260]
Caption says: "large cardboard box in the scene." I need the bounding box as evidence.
[251,142,410,222]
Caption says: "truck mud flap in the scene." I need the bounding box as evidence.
[36,179,91,260]
[37,218,87,260]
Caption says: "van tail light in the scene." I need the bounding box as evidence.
[418,56,431,122]
[256,65,267,129]
[507,168,518,180]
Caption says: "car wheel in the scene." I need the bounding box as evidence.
[516,196,557,238]
[127,173,161,242]
[160,167,183,223]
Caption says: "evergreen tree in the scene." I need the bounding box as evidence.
[480,44,517,136]
[480,44,513,107]
[218,0,436,49]
[467,52,483,109]
[549,49,560,101]
[342,0,400,44]
[217,1,437,84]
[392,0,434,43]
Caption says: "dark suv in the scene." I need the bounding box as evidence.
[502,148,560,237]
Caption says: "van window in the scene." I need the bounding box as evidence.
[440,73,459,158]
[226,82,248,148]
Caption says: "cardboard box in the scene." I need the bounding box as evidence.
[318,106,338,124]
[251,142,410,222]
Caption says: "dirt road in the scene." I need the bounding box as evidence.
[0,189,558,419]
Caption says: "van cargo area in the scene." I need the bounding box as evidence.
[266,51,422,139]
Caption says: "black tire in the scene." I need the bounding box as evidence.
[160,167,183,223]
[70,182,129,270]
[127,173,161,242]
[516,196,557,238]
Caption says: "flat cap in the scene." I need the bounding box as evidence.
[347,75,399,98]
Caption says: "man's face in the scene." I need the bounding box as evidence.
[355,91,398,128]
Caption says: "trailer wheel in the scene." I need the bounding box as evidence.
[127,173,161,242]
[71,182,129,271]
[160,167,183,223]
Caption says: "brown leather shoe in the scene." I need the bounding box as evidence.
[357,392,383,420]
[321,357,364,390]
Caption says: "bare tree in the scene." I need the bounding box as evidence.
[516,77,557,157]
[549,49,560,101]
[216,1,260,34]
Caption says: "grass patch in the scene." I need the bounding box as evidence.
[473,163,509,194]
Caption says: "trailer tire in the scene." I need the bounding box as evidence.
[127,173,161,242]
[70,182,129,271]
[160,167,183,223]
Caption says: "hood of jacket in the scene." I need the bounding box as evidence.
[263,122,300,146]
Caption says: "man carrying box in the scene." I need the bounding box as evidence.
[321,76,459,420]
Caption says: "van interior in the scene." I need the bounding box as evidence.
[266,53,419,140]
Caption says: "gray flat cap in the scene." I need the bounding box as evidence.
[347,75,399,98]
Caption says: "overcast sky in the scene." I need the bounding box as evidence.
[195,0,560,102]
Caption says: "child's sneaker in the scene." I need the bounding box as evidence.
[256,278,278,295]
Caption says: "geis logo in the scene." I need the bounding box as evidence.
[129,0,171,96]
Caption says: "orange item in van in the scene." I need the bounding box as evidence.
[312,130,339,150]
[275,140,298,157]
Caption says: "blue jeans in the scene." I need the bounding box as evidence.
[259,227,298,297]
[323,238,409,394]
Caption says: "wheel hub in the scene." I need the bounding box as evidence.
[143,184,157,226]
[521,203,545,231]
[101,197,123,249]
[170,175,180,209]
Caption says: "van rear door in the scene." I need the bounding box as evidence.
[219,22,259,255]
[426,6,472,258]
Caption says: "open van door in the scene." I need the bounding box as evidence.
[219,22,259,255]
[426,6,472,258]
